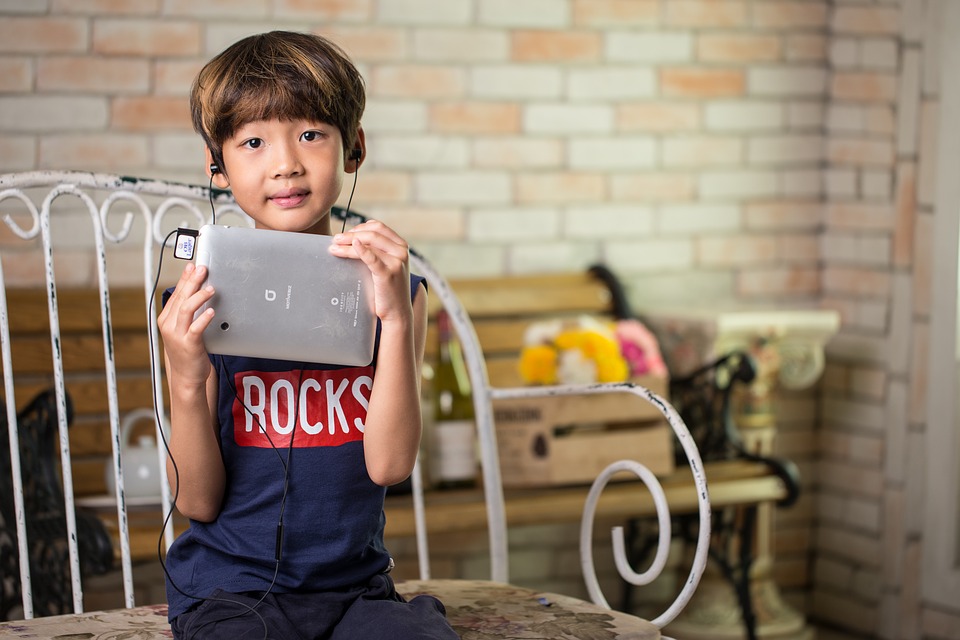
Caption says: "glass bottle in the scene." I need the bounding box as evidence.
[428,309,478,488]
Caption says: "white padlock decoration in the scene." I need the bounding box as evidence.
[105,408,165,499]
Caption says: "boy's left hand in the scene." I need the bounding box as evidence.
[329,220,412,322]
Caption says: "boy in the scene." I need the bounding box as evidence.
[157,31,457,639]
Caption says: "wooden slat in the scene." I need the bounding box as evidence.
[4,288,153,334]
[1,332,153,375]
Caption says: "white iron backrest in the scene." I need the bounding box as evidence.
[0,171,709,631]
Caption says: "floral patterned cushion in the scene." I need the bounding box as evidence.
[0,581,660,639]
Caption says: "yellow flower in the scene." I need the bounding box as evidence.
[519,344,559,385]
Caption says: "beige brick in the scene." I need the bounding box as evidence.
[0,57,32,92]
[782,168,821,198]
[565,204,655,237]
[371,135,468,169]
[523,104,613,134]
[892,162,916,268]
[662,136,743,167]
[0,135,36,171]
[825,203,896,232]
[0,17,87,53]
[610,172,695,202]
[0,96,108,132]
[278,0,372,20]
[508,241,601,274]
[831,72,898,103]
[606,32,692,62]
[569,137,656,170]
[822,267,891,297]
[349,170,411,204]
[52,0,160,13]
[748,134,823,166]
[819,459,884,497]
[697,34,781,62]
[658,204,740,234]
[111,97,191,131]
[660,67,745,98]
[365,205,465,242]
[699,170,778,199]
[607,238,694,271]
[371,65,466,99]
[737,266,818,297]
[154,59,205,95]
[827,138,896,167]
[319,26,408,62]
[750,66,827,97]
[511,30,601,62]
[429,102,521,134]
[363,101,427,133]
[163,0,266,18]
[786,34,827,62]
[866,106,896,136]
[37,57,151,94]
[753,1,828,29]
[39,133,149,170]
[744,200,822,231]
[821,234,891,268]
[616,102,700,132]
[705,100,784,131]
[779,233,819,262]
[517,172,604,205]
[471,137,563,169]
[467,206,560,243]
[417,170,510,205]
[832,6,901,36]
[568,67,655,99]
[665,0,747,27]
[471,65,562,99]
[697,234,777,266]
[412,28,506,62]
[571,0,659,27]
[93,19,201,57]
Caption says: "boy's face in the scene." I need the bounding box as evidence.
[209,118,358,235]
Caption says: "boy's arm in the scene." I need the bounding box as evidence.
[158,263,226,522]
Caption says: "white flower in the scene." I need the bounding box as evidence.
[557,348,598,385]
[523,319,564,346]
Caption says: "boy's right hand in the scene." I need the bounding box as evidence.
[157,262,217,386]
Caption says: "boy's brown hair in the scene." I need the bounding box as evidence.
[191,30,365,171]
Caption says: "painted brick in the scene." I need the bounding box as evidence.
[111,97,191,131]
[753,2,829,29]
[897,48,922,156]
[665,0,747,28]
[826,203,896,231]
[164,0,266,18]
[363,101,428,133]
[831,72,898,103]
[470,65,562,99]
[737,266,819,297]
[616,102,700,132]
[153,133,203,168]
[779,233,820,262]
[660,67,745,98]
[508,241,601,274]
[0,17,87,53]
[39,133,148,170]
[699,170,779,199]
[606,32,693,63]
[412,29,507,63]
[781,168,822,198]
[478,0,569,28]
[569,137,656,170]
[568,67,656,100]
[748,134,823,166]
[697,34,781,62]
[866,106,896,136]
[697,234,778,266]
[516,172,604,204]
[819,458,884,496]
[372,65,466,99]
[658,204,740,234]
[825,169,857,198]
[884,379,909,483]
[749,66,827,97]
[822,267,891,297]
[705,100,784,131]
[415,241,504,278]
[860,38,899,71]
[319,26,408,62]
[430,102,520,134]
[0,57,32,92]
[523,104,613,134]
[571,0,659,28]
[788,101,825,129]
[610,173,695,202]
[377,0,469,24]
[0,96,108,132]
[912,212,932,317]
[786,34,827,62]
[471,137,564,169]
[827,138,896,167]
[364,205,466,242]
[93,19,201,56]
[37,57,151,94]
[564,204,655,238]
[0,135,36,171]
[467,206,559,242]
[154,60,204,95]
[744,200,822,231]
[820,430,884,466]
[416,170,510,205]
[1,0,48,13]
[917,101,939,209]
[662,136,743,167]
[369,135,469,169]
[821,234,891,267]
[830,38,859,69]
[204,24,272,55]
[861,170,893,201]
[346,170,411,204]
[512,30,601,63]
[827,105,866,133]
[607,238,694,270]
[833,6,901,36]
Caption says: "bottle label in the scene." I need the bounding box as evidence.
[430,419,477,482]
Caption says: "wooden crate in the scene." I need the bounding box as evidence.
[492,374,675,488]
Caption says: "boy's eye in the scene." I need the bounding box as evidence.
[242,138,263,149]
[300,130,322,142]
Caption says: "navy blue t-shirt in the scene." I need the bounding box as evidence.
[164,274,426,621]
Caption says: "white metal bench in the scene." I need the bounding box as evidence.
[0,171,710,639]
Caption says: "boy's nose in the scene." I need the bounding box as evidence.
[271,145,303,178]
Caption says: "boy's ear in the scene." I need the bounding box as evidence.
[204,146,228,187]
[345,128,366,173]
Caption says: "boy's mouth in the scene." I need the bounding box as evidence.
[269,188,309,208]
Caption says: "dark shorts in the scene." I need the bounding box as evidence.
[171,573,458,640]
